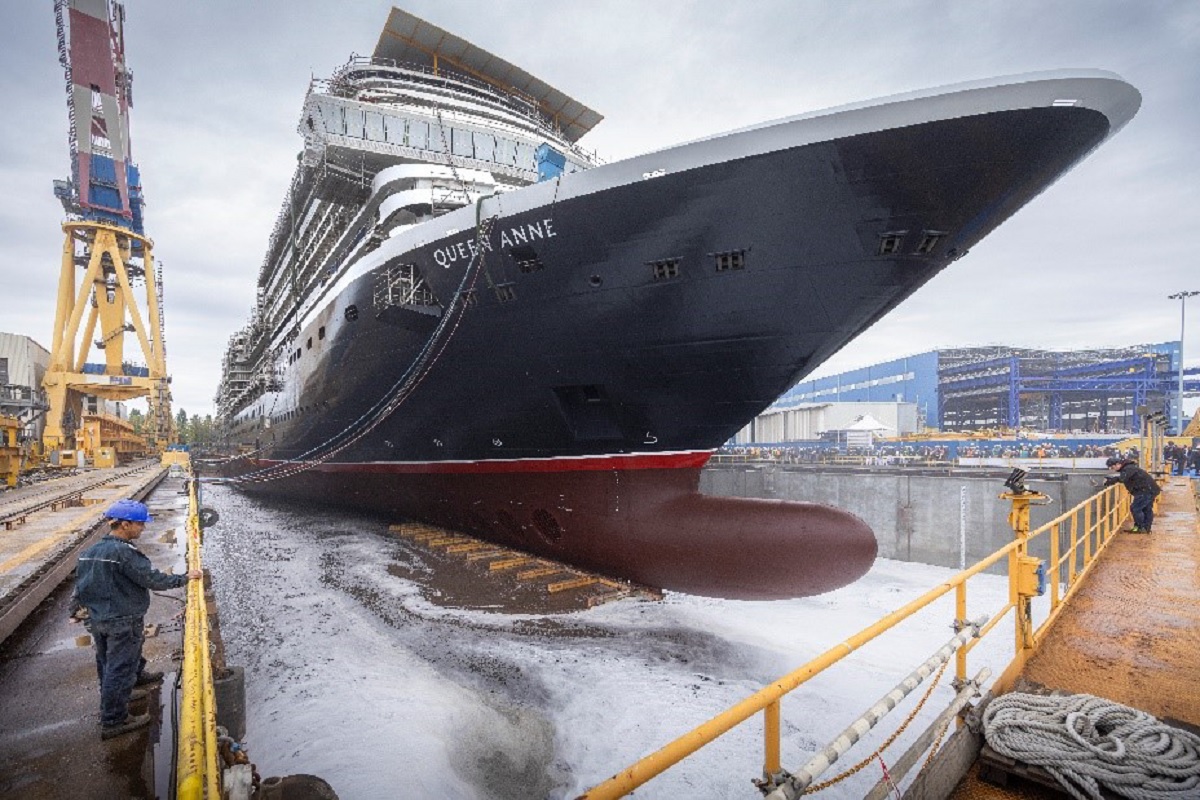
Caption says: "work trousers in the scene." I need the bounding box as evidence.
[90,615,146,727]
[1130,492,1156,532]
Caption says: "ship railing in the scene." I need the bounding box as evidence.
[176,461,221,799]
[578,482,1132,799]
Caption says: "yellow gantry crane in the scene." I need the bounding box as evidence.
[43,0,172,464]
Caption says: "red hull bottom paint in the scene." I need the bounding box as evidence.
[225,458,877,601]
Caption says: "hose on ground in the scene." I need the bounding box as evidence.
[982,692,1200,800]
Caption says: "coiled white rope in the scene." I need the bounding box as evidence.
[982,692,1200,800]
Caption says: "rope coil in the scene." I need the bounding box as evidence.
[983,692,1200,800]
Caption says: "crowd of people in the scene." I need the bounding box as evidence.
[1164,442,1200,475]
[714,441,1200,470]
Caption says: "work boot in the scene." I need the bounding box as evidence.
[129,684,155,702]
[101,713,151,740]
[135,670,164,686]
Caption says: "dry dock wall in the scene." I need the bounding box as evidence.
[699,464,1102,570]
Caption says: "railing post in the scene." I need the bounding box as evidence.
[955,582,968,686]
[1068,512,1078,587]
[764,700,781,782]
[1001,490,1046,654]
[1049,522,1060,610]
[1085,498,1093,565]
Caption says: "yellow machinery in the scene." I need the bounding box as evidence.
[43,1,173,466]
[0,415,20,487]
[77,412,148,466]
[42,221,172,463]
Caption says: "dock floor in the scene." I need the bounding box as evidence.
[951,477,1200,798]
[0,471,190,799]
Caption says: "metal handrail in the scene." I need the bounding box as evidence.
[176,466,221,799]
[578,482,1132,798]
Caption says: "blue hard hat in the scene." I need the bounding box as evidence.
[106,499,152,523]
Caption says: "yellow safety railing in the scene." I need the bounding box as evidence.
[580,482,1132,798]
[177,465,222,799]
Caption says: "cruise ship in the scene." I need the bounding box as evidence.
[214,7,1140,600]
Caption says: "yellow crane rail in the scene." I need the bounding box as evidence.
[579,482,1133,798]
[176,464,221,799]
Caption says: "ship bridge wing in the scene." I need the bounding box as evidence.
[373,7,603,143]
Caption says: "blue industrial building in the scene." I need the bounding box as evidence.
[775,343,1199,433]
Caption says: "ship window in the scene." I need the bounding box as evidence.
[516,142,536,170]
[318,326,326,340]
[345,109,365,138]
[429,123,446,151]
[364,112,385,142]
[473,131,497,162]
[460,289,477,308]
[509,245,543,273]
[306,337,312,350]
[384,116,404,145]
[451,127,474,158]
[345,304,359,321]
[878,231,907,256]
[496,137,517,166]
[714,250,746,271]
[495,285,516,303]
[915,230,946,255]
[650,258,680,280]
[408,120,429,150]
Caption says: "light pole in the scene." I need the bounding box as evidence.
[1168,290,1200,434]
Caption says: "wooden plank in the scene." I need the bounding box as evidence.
[464,548,508,561]
[445,542,489,553]
[517,566,564,579]
[547,576,598,593]
[489,557,534,571]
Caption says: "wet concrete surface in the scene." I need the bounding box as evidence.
[0,477,194,799]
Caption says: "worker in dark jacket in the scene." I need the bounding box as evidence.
[74,499,203,739]
[1103,457,1162,533]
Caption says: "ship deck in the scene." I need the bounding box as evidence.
[949,476,1200,799]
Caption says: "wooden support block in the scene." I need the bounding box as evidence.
[517,566,564,580]
[446,542,489,553]
[428,537,466,546]
[587,590,631,608]
[547,576,598,593]
[464,549,508,561]
[489,557,534,571]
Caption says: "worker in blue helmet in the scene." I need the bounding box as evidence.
[73,499,203,740]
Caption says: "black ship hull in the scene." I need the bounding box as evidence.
[219,73,1138,599]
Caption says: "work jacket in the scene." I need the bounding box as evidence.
[1105,463,1161,497]
[75,534,187,622]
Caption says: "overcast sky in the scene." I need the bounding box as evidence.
[2,1,1198,418]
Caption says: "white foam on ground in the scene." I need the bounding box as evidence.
[204,486,1019,799]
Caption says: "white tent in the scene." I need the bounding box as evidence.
[843,414,893,448]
